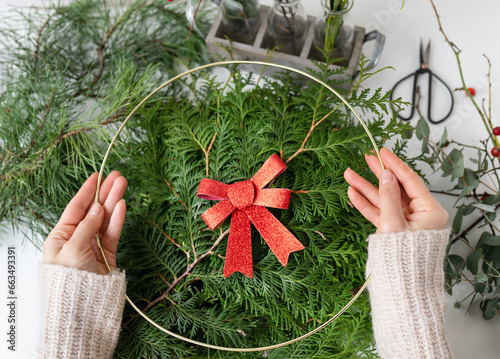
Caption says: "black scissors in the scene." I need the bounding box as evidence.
[390,40,454,124]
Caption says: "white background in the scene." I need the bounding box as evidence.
[1,0,500,357]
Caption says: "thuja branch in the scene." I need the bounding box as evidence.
[121,228,230,329]
[286,111,331,163]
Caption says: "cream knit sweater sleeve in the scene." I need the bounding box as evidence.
[366,229,454,359]
[37,263,126,359]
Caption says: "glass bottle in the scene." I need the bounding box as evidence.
[221,0,261,44]
[313,0,355,63]
[265,0,307,56]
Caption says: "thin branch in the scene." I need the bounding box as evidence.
[205,132,217,177]
[33,16,51,70]
[35,112,124,162]
[25,88,55,154]
[121,228,230,329]
[164,178,187,208]
[73,7,135,97]
[186,0,202,41]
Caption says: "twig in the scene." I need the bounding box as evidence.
[149,220,182,249]
[34,111,124,163]
[205,132,217,177]
[186,0,202,41]
[429,190,489,198]
[74,7,135,97]
[25,88,55,154]
[33,16,51,70]
[164,178,187,208]
[121,228,230,329]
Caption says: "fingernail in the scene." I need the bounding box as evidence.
[89,202,102,216]
[381,169,393,184]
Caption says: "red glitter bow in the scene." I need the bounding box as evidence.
[196,154,305,278]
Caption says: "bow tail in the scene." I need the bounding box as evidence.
[224,209,253,278]
[245,206,305,267]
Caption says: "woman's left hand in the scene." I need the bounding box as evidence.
[43,171,128,274]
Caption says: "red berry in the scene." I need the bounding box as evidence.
[493,127,500,136]
[491,147,500,157]
[467,87,476,96]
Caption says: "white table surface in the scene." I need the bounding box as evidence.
[1,0,499,357]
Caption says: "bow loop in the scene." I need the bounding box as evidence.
[197,178,229,201]
[251,154,287,190]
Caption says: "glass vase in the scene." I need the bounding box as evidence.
[221,0,261,44]
[313,0,355,63]
[265,0,307,56]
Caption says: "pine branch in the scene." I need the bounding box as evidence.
[33,15,51,70]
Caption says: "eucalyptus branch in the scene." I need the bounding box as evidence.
[451,202,500,245]
[121,228,230,329]
[430,190,490,198]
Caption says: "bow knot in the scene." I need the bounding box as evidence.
[227,180,255,209]
[196,154,304,278]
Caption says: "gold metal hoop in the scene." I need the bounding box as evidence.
[94,60,385,352]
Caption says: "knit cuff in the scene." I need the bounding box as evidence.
[366,228,454,359]
[37,263,126,359]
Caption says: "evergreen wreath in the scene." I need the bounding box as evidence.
[0,1,413,357]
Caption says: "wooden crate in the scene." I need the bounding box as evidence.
[205,5,365,80]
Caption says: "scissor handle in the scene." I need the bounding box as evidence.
[426,70,454,124]
[390,71,418,121]
[390,68,454,123]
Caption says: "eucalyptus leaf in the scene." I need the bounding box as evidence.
[472,203,496,212]
[415,117,429,140]
[445,254,465,279]
[440,149,464,180]
[485,211,497,222]
[463,204,476,216]
[473,272,488,284]
[452,206,464,234]
[473,281,491,294]
[466,249,482,275]
[438,128,448,147]
[482,195,500,205]
[483,235,500,246]
[421,136,429,154]
[484,246,500,272]
[462,168,479,189]
[482,298,500,320]
[476,231,492,250]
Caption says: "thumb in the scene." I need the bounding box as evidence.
[378,169,406,231]
[68,202,104,249]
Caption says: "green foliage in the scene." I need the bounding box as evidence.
[1,0,412,357]
[109,59,409,357]
[0,0,208,245]
[413,116,500,320]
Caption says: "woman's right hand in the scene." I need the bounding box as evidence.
[344,147,448,233]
